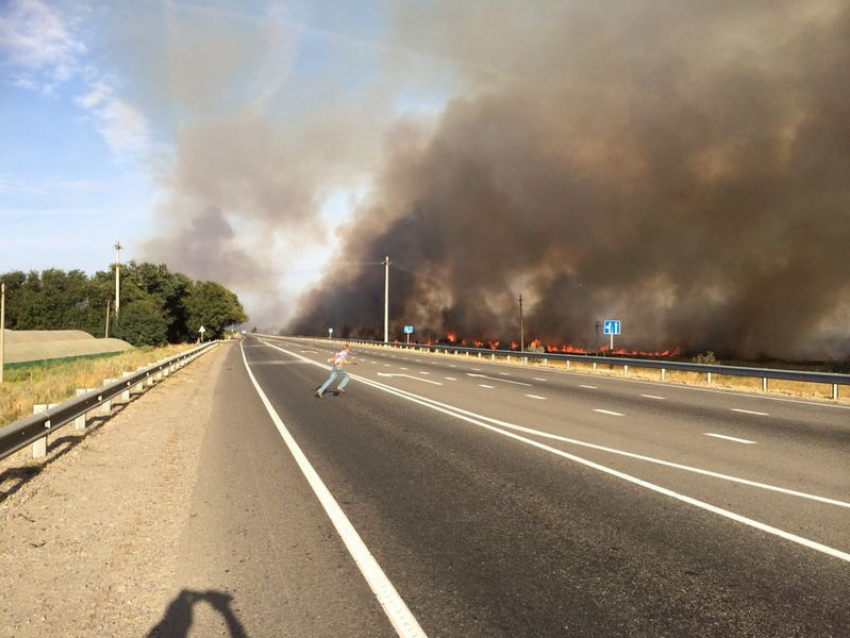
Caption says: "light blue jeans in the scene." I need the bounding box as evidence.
[318,368,350,393]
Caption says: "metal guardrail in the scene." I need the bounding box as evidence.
[0,341,219,462]
[264,335,850,400]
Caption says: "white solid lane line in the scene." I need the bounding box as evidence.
[579,385,598,390]
[525,394,547,400]
[594,409,625,417]
[478,384,494,389]
[445,377,457,381]
[241,345,428,637]
[641,394,666,400]
[733,408,770,416]
[705,433,757,444]
[419,371,430,375]
[498,372,510,376]
[533,378,547,382]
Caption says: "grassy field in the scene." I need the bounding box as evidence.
[0,345,193,427]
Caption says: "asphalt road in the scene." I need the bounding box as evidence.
[183,335,849,637]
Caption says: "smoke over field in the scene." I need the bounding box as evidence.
[289,0,850,359]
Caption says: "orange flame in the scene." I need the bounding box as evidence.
[447,331,458,343]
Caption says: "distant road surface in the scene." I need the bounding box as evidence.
[181,335,849,637]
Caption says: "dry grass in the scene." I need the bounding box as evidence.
[0,345,193,427]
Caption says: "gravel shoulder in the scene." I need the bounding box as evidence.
[0,342,228,637]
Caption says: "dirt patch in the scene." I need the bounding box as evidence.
[0,343,228,637]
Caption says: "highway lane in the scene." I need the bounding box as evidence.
[284,339,850,553]
[238,336,849,636]
[274,338,849,504]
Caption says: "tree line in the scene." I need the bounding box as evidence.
[0,263,248,347]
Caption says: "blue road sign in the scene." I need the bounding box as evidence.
[603,320,621,335]
[403,325,414,334]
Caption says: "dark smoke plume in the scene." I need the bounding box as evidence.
[290,0,850,359]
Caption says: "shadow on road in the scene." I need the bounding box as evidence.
[147,589,248,638]
[0,400,136,503]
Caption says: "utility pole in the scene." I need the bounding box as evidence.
[518,293,524,351]
[594,320,601,354]
[105,299,112,338]
[383,256,391,343]
[114,241,122,316]
[1,282,5,384]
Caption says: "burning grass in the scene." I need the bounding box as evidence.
[0,345,193,427]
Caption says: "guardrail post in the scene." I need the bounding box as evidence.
[762,378,768,392]
[101,379,116,414]
[706,372,712,385]
[32,404,54,458]
[624,365,629,376]
[491,353,495,361]
[833,384,839,401]
[567,360,571,371]
[523,356,528,365]
[121,372,132,401]
[74,389,91,429]
[661,368,667,381]
[592,362,597,372]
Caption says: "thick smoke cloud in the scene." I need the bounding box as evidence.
[136,2,393,325]
[290,0,850,359]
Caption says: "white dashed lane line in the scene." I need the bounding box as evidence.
[641,394,666,400]
[594,409,625,417]
[705,433,756,444]
[525,394,546,400]
[533,378,547,382]
[445,377,457,381]
[376,373,443,386]
[498,372,510,376]
[478,384,495,389]
[466,373,533,387]
[579,385,598,390]
[732,408,770,416]
[419,371,431,375]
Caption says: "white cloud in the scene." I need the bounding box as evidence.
[76,81,151,155]
[0,0,85,93]
[2,1,151,157]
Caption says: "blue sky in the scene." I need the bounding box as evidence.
[0,0,457,324]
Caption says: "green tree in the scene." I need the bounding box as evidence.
[1,265,246,344]
[0,271,26,329]
[127,262,193,342]
[111,298,169,346]
[185,281,248,340]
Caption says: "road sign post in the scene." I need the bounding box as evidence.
[404,325,414,345]
[199,325,206,342]
[328,328,334,339]
[602,320,621,351]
